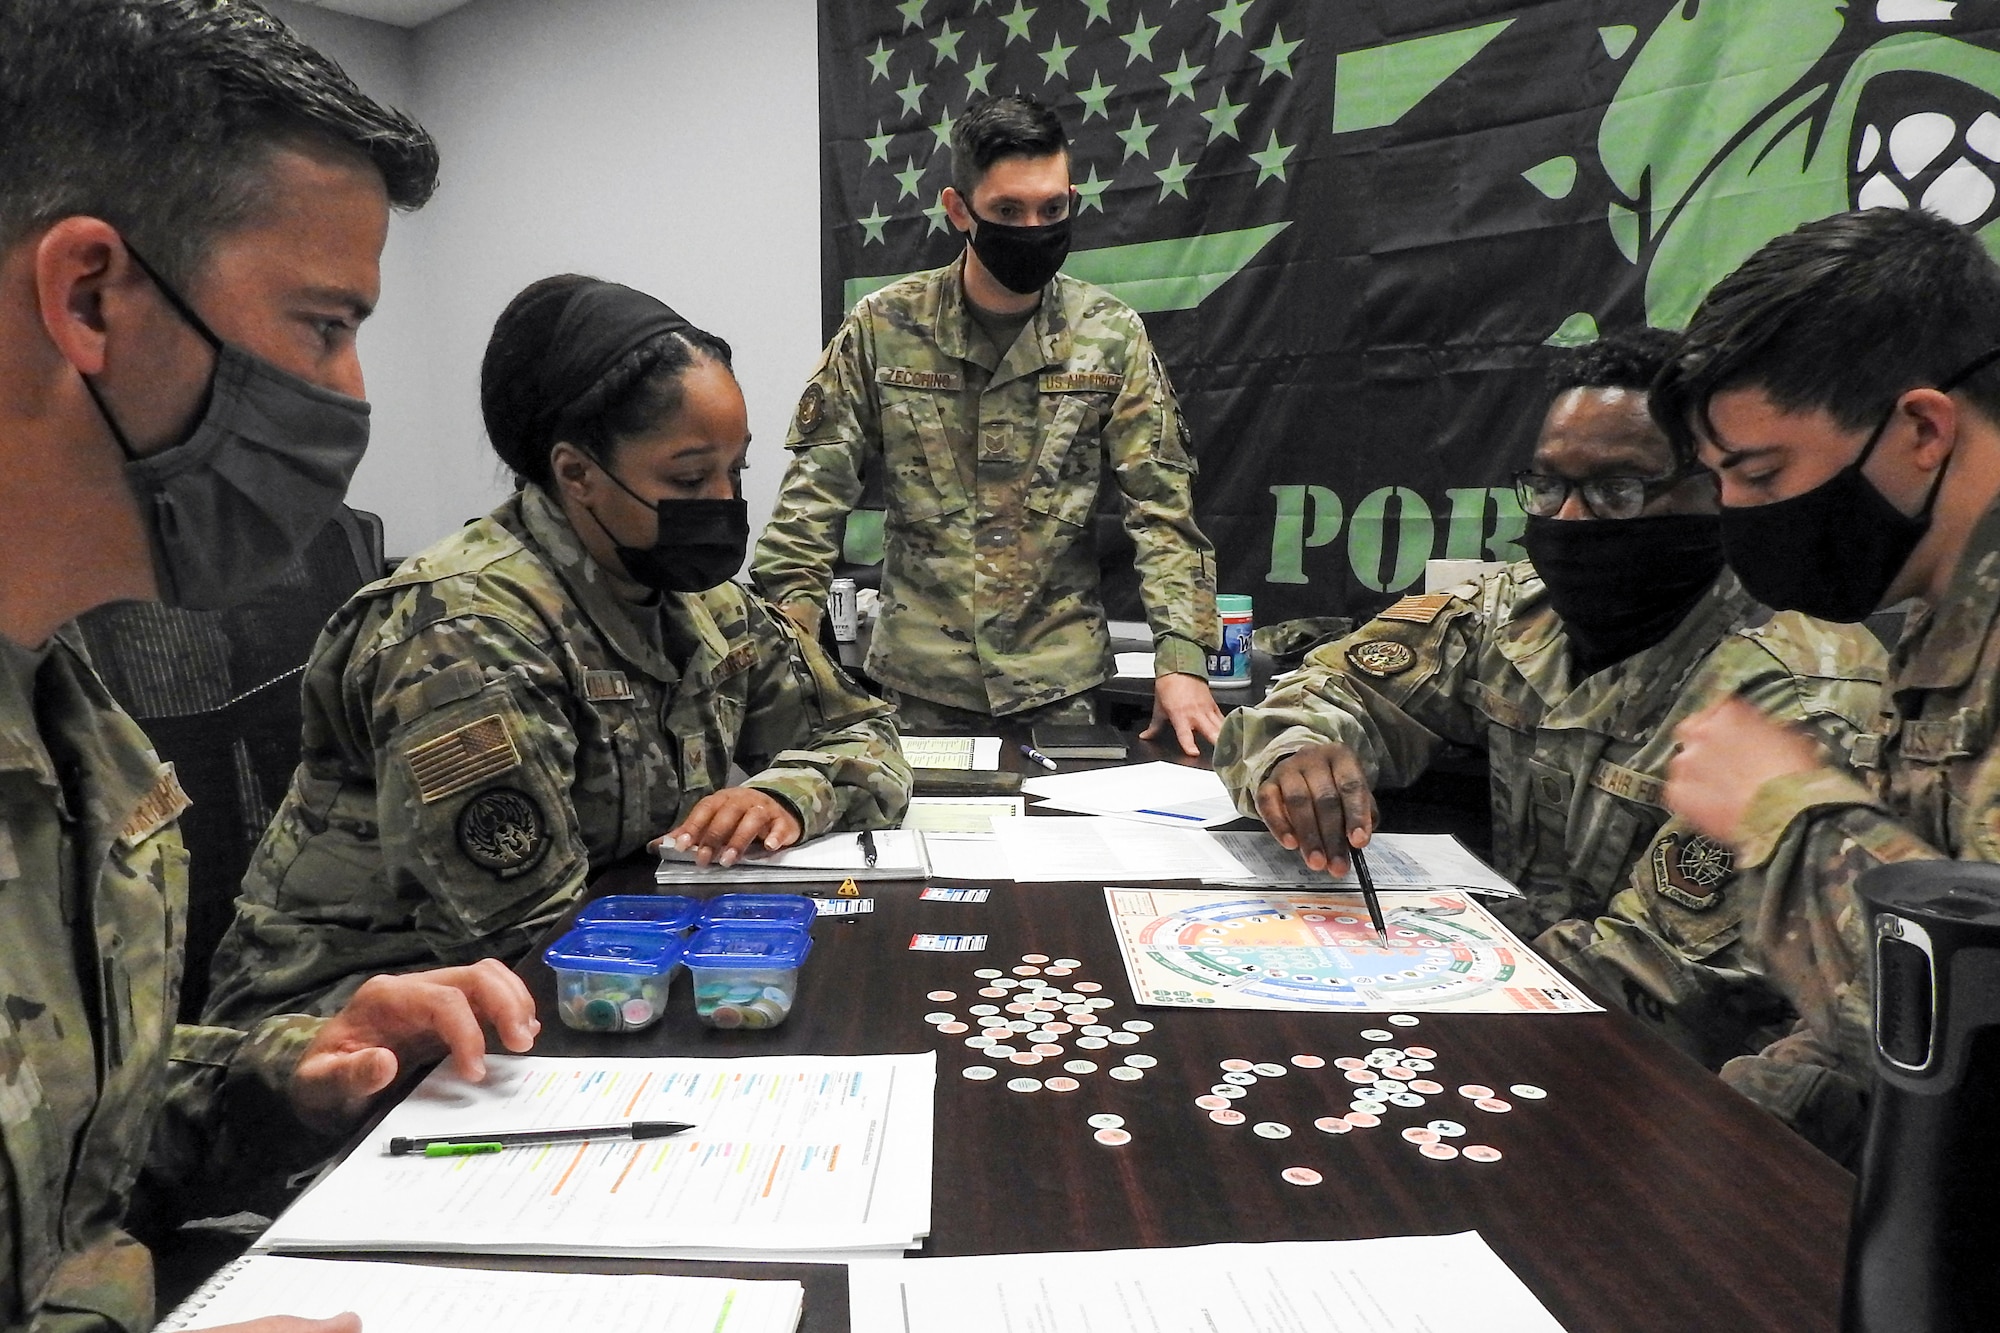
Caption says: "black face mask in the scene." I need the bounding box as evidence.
[964,205,1073,294]
[578,461,749,595]
[1523,512,1726,679]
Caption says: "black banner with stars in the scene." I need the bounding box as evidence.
[820,0,2000,623]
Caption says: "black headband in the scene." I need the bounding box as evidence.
[535,281,696,440]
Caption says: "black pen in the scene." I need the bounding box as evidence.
[859,829,878,868]
[388,1120,696,1157]
[1351,843,1390,948]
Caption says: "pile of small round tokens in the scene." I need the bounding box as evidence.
[924,953,1157,1095]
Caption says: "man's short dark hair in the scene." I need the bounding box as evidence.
[0,0,438,287]
[1651,208,2000,463]
[950,94,1068,201]
[1546,327,1678,397]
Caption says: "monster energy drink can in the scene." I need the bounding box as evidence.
[829,577,859,643]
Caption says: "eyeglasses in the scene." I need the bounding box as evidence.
[1511,467,1706,520]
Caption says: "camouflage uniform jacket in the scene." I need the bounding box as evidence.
[750,256,1219,715]
[0,630,321,1333]
[1213,564,1886,938]
[205,486,909,1025]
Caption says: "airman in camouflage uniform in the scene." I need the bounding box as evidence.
[205,483,910,1025]
[1214,565,1886,1056]
[0,630,329,1331]
[753,254,1217,717]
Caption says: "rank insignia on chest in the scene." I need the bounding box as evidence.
[1347,640,1416,678]
[456,786,549,877]
[796,382,826,433]
[584,670,633,702]
[1650,832,1734,911]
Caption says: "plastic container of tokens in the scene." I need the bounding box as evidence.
[574,894,701,935]
[698,893,819,931]
[684,925,814,1029]
[544,927,685,1033]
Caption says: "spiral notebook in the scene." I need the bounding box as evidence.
[156,1255,803,1332]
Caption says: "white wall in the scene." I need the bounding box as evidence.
[268,0,823,560]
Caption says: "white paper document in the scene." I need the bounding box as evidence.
[260,1053,935,1260]
[1022,761,1242,828]
[1210,830,1521,897]
[900,796,1025,833]
[992,815,1252,882]
[655,829,929,884]
[1113,650,1155,678]
[848,1232,1567,1333]
[159,1256,802,1333]
[901,735,1002,770]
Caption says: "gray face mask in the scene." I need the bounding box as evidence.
[83,243,372,610]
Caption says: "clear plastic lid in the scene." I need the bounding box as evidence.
[575,894,701,932]
[698,894,819,930]
[543,926,685,975]
[683,924,814,969]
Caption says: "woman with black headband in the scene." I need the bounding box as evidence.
[203,275,911,1024]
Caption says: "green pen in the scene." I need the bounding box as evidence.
[388,1120,697,1157]
[422,1142,505,1157]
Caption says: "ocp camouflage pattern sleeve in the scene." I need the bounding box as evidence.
[752,320,879,630]
[733,594,910,836]
[1101,327,1217,672]
[1214,586,1489,815]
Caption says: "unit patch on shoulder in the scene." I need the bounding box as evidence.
[1378,593,1456,625]
[120,764,191,848]
[456,787,548,876]
[1651,832,1734,911]
[795,382,826,434]
[1347,640,1416,678]
[407,714,522,805]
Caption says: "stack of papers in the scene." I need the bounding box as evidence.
[260,1053,935,1261]
[1211,830,1520,897]
[1022,761,1241,828]
[655,829,929,884]
[160,1257,802,1333]
[850,1232,1567,1332]
[899,796,1024,833]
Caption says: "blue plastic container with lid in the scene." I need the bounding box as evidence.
[575,894,701,935]
[683,924,813,1029]
[544,927,685,1033]
[698,893,819,931]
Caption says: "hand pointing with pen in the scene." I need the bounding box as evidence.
[1251,741,1379,879]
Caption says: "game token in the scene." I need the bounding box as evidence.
[1420,1143,1460,1160]
[1344,1111,1381,1128]
[1428,1120,1466,1137]
[1252,1062,1287,1077]
[1343,1069,1377,1084]
[1291,1054,1326,1069]
[1403,1059,1435,1072]
[1064,1006,1094,1019]
[1253,1122,1292,1139]
[1402,1127,1440,1145]
[1083,1025,1114,1037]
[1220,1058,1255,1072]
[1124,1054,1158,1069]
[979,987,1008,998]
[1215,1085,1246,1100]
[1076,1036,1109,1050]
[1282,1167,1324,1187]
[1087,998,1115,1009]
[1094,1127,1132,1146]
[1007,1020,1035,1032]
[924,1012,955,1025]
[962,1066,997,1081]
[1364,1054,1399,1069]
[1334,1057,1366,1071]
[1354,1086,1388,1102]
[979,1014,1009,1027]
[1087,1114,1124,1130]
[1196,1095,1230,1111]
[1208,1108,1246,1125]
[974,969,1002,979]
[1463,1145,1503,1163]
[1388,1014,1420,1026]
[1064,1059,1098,1074]
[1387,1092,1425,1108]
[1458,1084,1495,1100]
[1032,1043,1063,1056]
[1108,1032,1141,1046]
[1223,1071,1258,1086]
[927,990,957,1002]
[1510,1084,1548,1100]
[1010,1052,1043,1066]
[1122,1020,1155,1033]
[1013,965,1041,976]
[1074,981,1103,992]
[1044,967,1073,977]
[1410,1079,1444,1095]
[1359,1028,1394,1041]
[966,1036,995,1049]
[969,1004,999,1015]
[1054,958,1082,968]
[1351,1100,1383,1115]
[1382,1066,1415,1080]
[1405,1045,1436,1059]
[1314,1116,1351,1134]
[1055,992,1083,1004]
[993,979,1018,990]
[1022,953,1051,964]
[1007,1077,1042,1093]
[1004,1003,1031,1015]
[1109,1066,1143,1082]
[1045,1077,1080,1093]
[1475,1097,1513,1113]
[986,1044,1017,1058]
[938,1022,969,1035]
[1044,1022,1073,1035]
[1373,1079,1408,1094]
